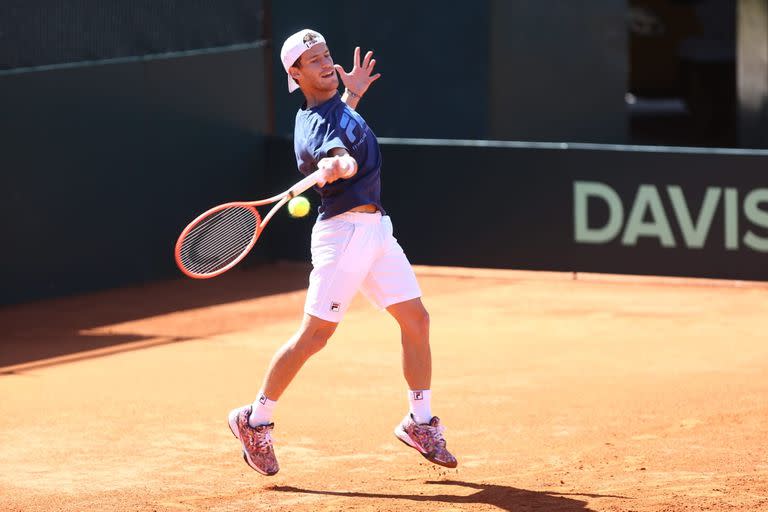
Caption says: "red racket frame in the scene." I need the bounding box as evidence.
[174,169,322,279]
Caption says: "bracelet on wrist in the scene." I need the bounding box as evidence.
[345,88,362,99]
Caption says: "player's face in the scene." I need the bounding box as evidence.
[295,43,338,92]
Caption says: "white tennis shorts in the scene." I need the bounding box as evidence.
[305,211,422,322]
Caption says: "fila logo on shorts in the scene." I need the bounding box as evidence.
[330,302,341,312]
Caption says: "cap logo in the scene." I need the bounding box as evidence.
[303,31,321,48]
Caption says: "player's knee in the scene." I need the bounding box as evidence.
[296,322,336,355]
[401,307,430,340]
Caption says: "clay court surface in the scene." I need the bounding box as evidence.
[2,263,768,512]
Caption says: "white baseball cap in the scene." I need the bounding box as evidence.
[280,29,327,93]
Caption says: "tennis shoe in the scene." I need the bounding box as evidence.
[394,414,457,468]
[227,405,279,476]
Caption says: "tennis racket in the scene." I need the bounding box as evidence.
[174,169,322,279]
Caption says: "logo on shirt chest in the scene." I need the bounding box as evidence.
[340,112,369,150]
[340,112,362,143]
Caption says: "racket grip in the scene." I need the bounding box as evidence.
[288,170,322,198]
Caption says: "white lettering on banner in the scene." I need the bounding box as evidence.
[573,182,623,243]
[573,181,768,252]
[666,186,721,249]
[621,185,675,247]
[744,189,768,251]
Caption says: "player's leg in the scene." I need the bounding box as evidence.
[385,298,455,468]
[229,213,376,475]
[386,297,431,391]
[360,215,457,468]
[258,313,338,404]
[227,314,337,475]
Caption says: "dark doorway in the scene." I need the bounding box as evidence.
[628,0,737,147]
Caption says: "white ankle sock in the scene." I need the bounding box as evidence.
[249,391,277,427]
[408,389,432,424]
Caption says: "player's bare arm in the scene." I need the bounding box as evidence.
[316,148,358,187]
[335,46,381,110]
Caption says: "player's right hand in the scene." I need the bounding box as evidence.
[316,155,357,187]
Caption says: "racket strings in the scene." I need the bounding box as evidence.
[178,206,259,275]
[187,212,253,258]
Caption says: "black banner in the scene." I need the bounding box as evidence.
[265,138,768,281]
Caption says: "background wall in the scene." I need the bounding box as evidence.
[269,0,491,139]
[0,1,270,305]
[489,0,628,143]
[0,1,264,71]
[269,0,628,143]
[0,47,269,305]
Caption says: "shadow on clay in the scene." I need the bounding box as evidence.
[271,478,630,511]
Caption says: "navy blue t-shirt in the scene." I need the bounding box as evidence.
[293,93,385,220]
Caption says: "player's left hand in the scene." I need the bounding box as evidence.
[334,47,381,98]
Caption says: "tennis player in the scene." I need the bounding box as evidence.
[227,29,457,475]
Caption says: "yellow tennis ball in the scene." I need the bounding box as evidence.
[287,196,310,218]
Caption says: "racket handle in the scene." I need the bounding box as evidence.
[288,170,322,198]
